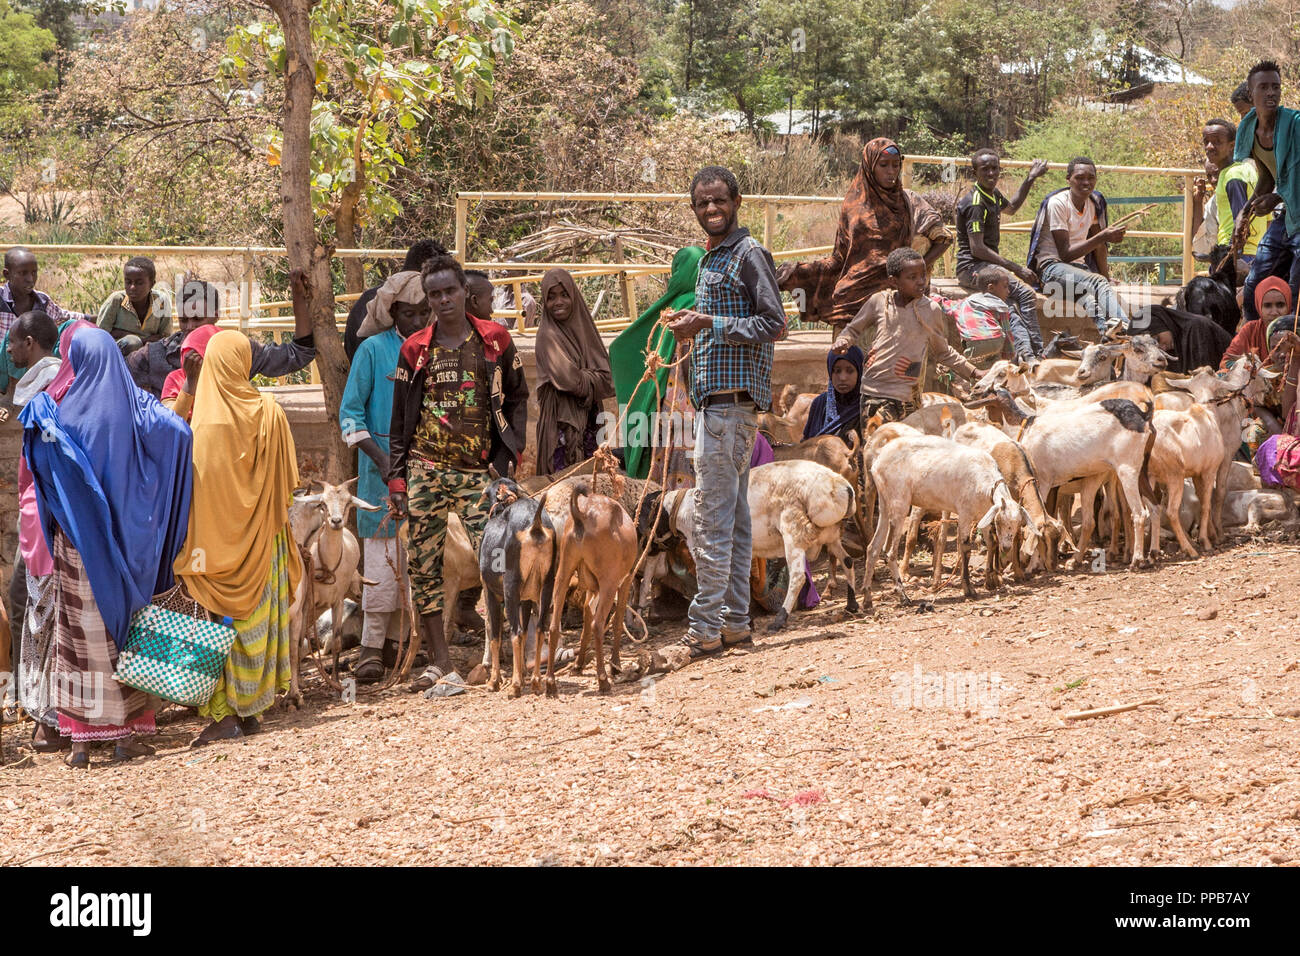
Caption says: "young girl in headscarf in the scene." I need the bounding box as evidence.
[778,138,915,334]
[1222,276,1291,369]
[177,331,302,746]
[21,328,193,767]
[802,346,863,441]
[535,268,614,475]
[160,323,222,420]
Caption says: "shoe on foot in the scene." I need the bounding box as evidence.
[423,669,468,699]
[675,632,722,660]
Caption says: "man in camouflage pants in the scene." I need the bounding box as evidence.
[388,254,528,696]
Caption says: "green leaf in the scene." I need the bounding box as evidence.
[397,112,418,130]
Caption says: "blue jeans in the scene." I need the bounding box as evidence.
[1242,215,1300,321]
[687,401,757,640]
[960,267,1043,359]
[1039,261,1127,336]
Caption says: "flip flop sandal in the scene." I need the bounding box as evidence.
[239,716,261,737]
[191,720,243,748]
[65,751,90,770]
[354,653,385,684]
[112,741,156,762]
[30,726,69,754]
[409,666,444,693]
[423,671,468,699]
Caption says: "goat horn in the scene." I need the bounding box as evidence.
[293,494,323,504]
[351,495,381,512]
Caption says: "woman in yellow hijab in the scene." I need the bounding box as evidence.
[175,330,302,745]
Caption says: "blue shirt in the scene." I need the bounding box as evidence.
[339,328,403,538]
[689,227,785,411]
[1235,107,1300,237]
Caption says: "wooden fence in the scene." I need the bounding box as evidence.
[0,156,1206,339]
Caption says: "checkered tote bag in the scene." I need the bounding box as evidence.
[116,585,237,707]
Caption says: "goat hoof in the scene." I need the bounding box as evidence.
[509,683,522,699]
[489,678,501,692]
[283,692,303,710]
[546,680,559,698]
[845,594,860,614]
[765,610,789,633]
[597,679,611,695]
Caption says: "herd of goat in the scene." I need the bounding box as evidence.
[283,327,1296,696]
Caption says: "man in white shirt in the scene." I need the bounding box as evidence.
[1031,157,1129,336]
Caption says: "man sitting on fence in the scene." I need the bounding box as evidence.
[1203,117,1267,284]
[955,150,1049,363]
[1235,61,1300,324]
[97,256,174,357]
[1027,157,1129,337]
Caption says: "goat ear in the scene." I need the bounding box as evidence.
[976,503,999,533]
[488,463,501,480]
[1020,505,1036,530]
[351,495,381,512]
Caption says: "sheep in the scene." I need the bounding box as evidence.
[1143,404,1226,558]
[1177,484,1298,535]
[863,435,1027,607]
[662,459,859,632]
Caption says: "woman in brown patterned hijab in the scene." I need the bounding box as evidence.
[535,268,614,475]
[778,137,914,333]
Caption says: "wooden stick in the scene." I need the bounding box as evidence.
[1063,698,1163,721]
[1108,203,1159,230]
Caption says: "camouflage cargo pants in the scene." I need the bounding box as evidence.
[406,460,490,615]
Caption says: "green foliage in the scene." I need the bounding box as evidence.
[0,0,57,92]
[227,0,517,234]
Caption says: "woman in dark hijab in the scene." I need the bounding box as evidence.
[803,345,864,441]
[778,138,915,334]
[535,268,615,475]
[1140,303,1232,373]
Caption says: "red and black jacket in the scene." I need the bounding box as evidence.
[387,317,529,493]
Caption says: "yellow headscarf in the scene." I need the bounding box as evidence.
[174,330,302,619]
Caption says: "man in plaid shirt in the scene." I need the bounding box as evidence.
[0,247,89,394]
[668,165,785,659]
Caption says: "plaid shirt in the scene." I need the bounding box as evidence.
[0,283,86,394]
[689,227,785,410]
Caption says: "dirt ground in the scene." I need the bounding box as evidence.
[3,533,1299,867]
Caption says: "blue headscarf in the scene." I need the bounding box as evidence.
[804,346,863,439]
[20,328,194,649]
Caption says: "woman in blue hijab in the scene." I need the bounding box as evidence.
[802,345,864,441]
[21,327,193,768]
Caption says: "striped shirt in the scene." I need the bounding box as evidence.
[688,227,785,411]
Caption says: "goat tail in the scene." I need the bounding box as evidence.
[530,496,548,538]
[1138,399,1155,424]
[570,481,589,536]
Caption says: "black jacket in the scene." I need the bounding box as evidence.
[387,317,528,492]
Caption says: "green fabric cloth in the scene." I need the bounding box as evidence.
[609,245,705,479]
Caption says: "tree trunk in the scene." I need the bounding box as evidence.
[268,0,351,481]
[337,181,366,295]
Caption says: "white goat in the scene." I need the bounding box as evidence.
[864,435,1027,607]
[287,478,378,702]
[663,459,858,631]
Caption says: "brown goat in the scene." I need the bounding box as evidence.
[547,485,638,695]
